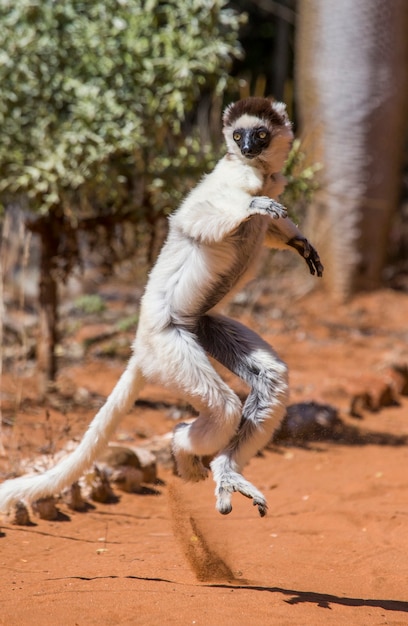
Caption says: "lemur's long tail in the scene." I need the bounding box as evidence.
[0,354,144,513]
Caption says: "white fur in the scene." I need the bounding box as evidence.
[0,99,316,516]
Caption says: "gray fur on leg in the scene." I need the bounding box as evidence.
[197,314,288,515]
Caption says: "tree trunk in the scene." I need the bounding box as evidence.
[296,0,408,300]
[271,0,294,102]
[34,213,61,393]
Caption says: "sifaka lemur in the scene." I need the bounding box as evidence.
[0,97,323,517]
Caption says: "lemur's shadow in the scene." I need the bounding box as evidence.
[205,583,408,613]
[48,573,408,614]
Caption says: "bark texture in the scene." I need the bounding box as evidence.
[296,0,408,299]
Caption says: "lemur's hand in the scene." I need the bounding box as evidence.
[287,236,324,277]
[250,196,288,220]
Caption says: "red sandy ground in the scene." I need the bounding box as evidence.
[1,287,408,625]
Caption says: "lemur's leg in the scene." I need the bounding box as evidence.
[153,326,242,482]
[196,314,288,516]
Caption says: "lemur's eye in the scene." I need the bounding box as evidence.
[233,132,241,141]
[257,130,267,139]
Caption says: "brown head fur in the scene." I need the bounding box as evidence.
[223,97,290,129]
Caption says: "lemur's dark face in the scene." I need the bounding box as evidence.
[232,125,271,159]
[223,98,293,168]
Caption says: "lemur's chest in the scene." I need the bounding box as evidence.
[223,158,264,195]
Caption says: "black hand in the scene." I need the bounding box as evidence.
[287,236,324,277]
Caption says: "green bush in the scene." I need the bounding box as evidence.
[0,0,243,218]
[73,294,106,315]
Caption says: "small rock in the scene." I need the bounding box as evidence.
[82,466,116,503]
[61,482,88,511]
[389,364,408,396]
[97,444,157,483]
[6,500,32,526]
[350,391,372,419]
[32,496,59,520]
[346,372,401,418]
[130,446,157,483]
[109,467,144,493]
[273,402,341,442]
[140,432,174,470]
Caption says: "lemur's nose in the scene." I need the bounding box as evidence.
[241,134,252,154]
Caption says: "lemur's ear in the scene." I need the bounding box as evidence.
[271,101,289,123]
[271,101,286,114]
[222,102,235,127]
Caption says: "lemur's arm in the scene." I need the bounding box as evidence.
[258,171,323,277]
[264,214,324,277]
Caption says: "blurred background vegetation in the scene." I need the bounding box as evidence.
[0,0,407,387]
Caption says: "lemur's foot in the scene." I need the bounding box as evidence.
[211,460,268,517]
[215,472,268,517]
[287,236,324,277]
[250,196,287,220]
